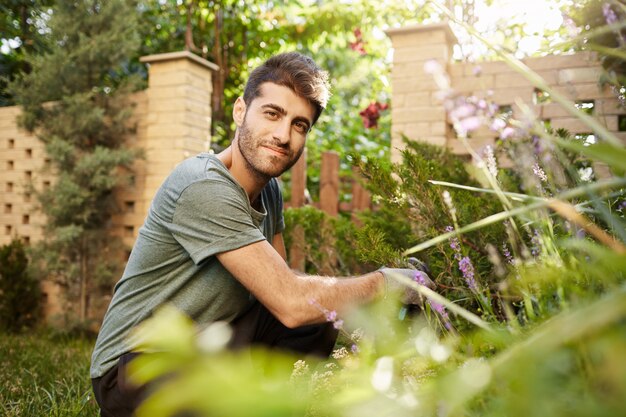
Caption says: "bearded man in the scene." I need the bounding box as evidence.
[90,52,429,417]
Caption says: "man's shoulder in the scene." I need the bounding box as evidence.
[166,153,234,189]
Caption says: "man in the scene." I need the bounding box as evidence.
[90,52,428,417]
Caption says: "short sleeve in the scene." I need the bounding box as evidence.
[169,180,266,264]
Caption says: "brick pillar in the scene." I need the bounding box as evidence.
[386,23,457,163]
[139,51,218,209]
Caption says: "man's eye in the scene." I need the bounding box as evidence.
[265,111,278,118]
[294,122,308,133]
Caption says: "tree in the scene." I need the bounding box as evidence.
[8,0,142,324]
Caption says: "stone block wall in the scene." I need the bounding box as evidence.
[0,51,216,320]
[386,23,626,163]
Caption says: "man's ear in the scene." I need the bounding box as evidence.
[233,97,246,127]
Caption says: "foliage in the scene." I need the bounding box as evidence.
[0,331,98,417]
[353,139,507,305]
[7,0,141,323]
[567,0,626,100]
[0,238,41,332]
[0,0,54,106]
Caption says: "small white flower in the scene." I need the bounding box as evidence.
[484,145,498,178]
[371,356,394,392]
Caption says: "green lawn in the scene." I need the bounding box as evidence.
[0,331,99,417]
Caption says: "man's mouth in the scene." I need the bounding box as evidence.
[261,145,290,157]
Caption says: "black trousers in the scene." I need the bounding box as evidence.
[91,302,338,417]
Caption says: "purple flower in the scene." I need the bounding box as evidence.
[326,310,337,322]
[413,270,429,286]
[428,300,452,330]
[530,229,541,257]
[333,319,344,330]
[502,243,514,265]
[445,226,461,254]
[603,3,618,25]
[532,163,548,183]
[473,65,482,76]
[351,344,359,353]
[458,256,477,291]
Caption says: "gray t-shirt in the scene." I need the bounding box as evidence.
[90,153,284,378]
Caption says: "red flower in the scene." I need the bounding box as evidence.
[359,101,388,129]
[349,27,367,55]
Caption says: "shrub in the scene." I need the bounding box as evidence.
[0,239,41,332]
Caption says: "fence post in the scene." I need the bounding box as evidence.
[320,151,340,217]
[351,166,371,224]
[288,149,307,272]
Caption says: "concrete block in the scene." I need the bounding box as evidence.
[447,136,495,155]
[389,30,449,48]
[405,92,431,106]
[596,98,626,115]
[552,83,615,100]
[559,67,602,84]
[550,117,598,133]
[391,61,429,78]
[495,71,557,89]
[537,103,573,119]
[490,87,534,104]
[451,75,495,92]
[430,122,447,135]
[469,61,515,76]
[393,44,451,63]
[392,122,430,137]
[524,52,595,71]
[391,77,439,93]
[392,106,446,123]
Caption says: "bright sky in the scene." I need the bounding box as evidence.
[454,0,575,58]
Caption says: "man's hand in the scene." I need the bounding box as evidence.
[379,258,435,305]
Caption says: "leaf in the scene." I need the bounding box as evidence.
[554,138,626,175]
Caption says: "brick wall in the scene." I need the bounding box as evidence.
[0,51,216,321]
[386,22,626,163]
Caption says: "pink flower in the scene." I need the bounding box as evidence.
[450,103,476,120]
[458,116,482,132]
[325,310,337,322]
[473,66,482,76]
[490,118,506,131]
[500,127,516,140]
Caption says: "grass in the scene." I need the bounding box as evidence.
[0,331,99,417]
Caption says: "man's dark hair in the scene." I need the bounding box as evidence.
[243,52,330,125]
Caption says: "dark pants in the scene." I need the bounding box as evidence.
[91,302,338,417]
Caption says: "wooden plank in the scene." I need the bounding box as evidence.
[288,149,307,271]
[319,151,340,217]
[290,149,307,208]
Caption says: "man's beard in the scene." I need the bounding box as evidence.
[237,122,304,182]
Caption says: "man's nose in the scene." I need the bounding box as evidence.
[272,120,291,144]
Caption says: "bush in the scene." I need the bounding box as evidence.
[0,239,42,332]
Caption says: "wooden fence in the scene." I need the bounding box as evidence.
[286,150,372,271]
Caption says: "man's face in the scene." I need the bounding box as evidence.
[236,82,315,180]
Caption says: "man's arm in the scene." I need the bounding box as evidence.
[216,239,384,329]
[271,233,288,261]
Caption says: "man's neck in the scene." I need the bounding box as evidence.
[216,144,268,206]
